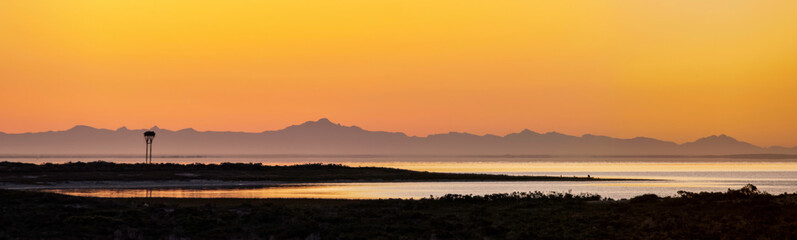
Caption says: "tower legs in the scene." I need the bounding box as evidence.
[148,142,153,164]
[145,141,153,164]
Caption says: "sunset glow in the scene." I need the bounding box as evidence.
[2,0,796,146]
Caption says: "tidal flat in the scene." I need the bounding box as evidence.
[0,161,627,186]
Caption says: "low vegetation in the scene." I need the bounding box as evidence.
[1,185,796,239]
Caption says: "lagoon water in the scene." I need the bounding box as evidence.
[8,157,797,199]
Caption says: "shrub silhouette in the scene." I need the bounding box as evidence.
[2,183,795,239]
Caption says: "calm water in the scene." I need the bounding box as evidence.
[8,157,797,199]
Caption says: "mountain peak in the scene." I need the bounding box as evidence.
[694,134,738,143]
[544,131,567,136]
[676,134,764,154]
[178,128,197,132]
[298,118,339,127]
[317,118,332,124]
[582,134,608,138]
[520,129,537,134]
[504,129,539,138]
[67,125,97,131]
[279,118,351,133]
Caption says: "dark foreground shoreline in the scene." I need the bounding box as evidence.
[2,185,796,239]
[4,153,797,160]
[0,161,631,186]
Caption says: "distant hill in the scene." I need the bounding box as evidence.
[0,118,795,156]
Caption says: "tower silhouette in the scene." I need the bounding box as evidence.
[144,131,156,164]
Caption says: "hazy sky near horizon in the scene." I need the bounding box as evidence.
[1,1,797,146]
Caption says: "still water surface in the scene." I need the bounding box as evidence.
[12,157,797,199]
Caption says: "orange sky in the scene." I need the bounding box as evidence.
[1,1,796,147]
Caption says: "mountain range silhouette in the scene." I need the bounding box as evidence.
[0,118,794,155]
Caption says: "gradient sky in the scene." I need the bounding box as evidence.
[1,1,796,147]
